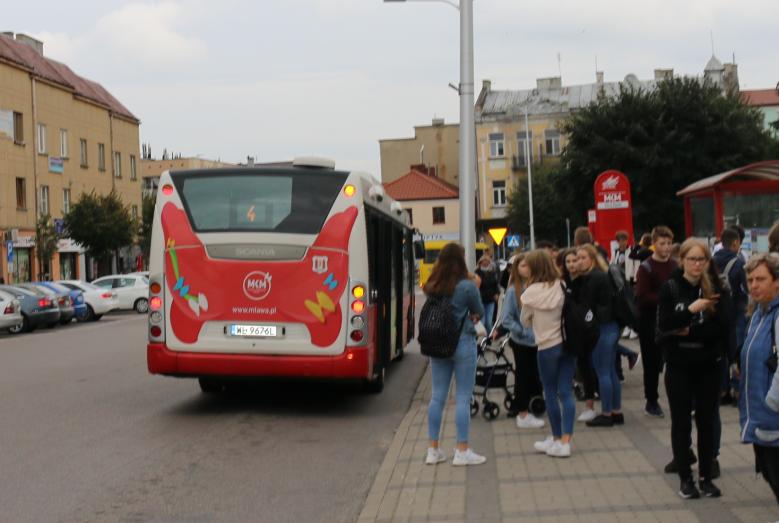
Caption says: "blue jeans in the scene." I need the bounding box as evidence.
[428,335,477,443]
[592,321,622,413]
[537,343,576,438]
[482,301,495,333]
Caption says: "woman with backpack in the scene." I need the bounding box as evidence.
[658,239,728,499]
[575,245,623,428]
[423,242,487,467]
[740,252,779,505]
[520,249,573,457]
[498,253,544,428]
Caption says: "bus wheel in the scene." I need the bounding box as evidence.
[198,377,226,394]
[365,366,385,394]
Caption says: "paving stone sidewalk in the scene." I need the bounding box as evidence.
[358,341,778,523]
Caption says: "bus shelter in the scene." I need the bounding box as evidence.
[677,160,779,253]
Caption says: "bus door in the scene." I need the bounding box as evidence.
[366,210,392,370]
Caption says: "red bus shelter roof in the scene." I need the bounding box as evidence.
[677,160,779,196]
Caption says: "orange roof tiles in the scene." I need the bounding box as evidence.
[0,34,139,122]
[741,89,779,107]
[384,169,459,201]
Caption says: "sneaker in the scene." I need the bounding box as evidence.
[698,479,721,498]
[546,440,571,458]
[621,326,631,338]
[516,413,545,429]
[452,448,486,466]
[534,436,555,453]
[425,447,446,465]
[577,409,597,422]
[644,402,665,418]
[664,449,697,474]
[586,414,615,427]
[710,459,721,479]
[629,329,639,340]
[679,477,700,499]
[627,352,639,370]
[611,412,625,425]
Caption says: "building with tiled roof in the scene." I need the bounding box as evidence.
[384,168,459,238]
[0,32,142,281]
[742,86,779,136]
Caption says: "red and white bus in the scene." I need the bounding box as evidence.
[146,157,416,393]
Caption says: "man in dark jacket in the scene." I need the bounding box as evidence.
[712,228,748,369]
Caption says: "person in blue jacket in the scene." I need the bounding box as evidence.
[740,252,779,504]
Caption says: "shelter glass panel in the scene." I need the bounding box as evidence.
[690,196,715,238]
[723,192,779,230]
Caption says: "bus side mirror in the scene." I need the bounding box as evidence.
[413,240,425,260]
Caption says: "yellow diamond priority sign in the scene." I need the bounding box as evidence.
[488,227,507,245]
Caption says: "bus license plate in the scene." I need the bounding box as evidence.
[230,324,277,337]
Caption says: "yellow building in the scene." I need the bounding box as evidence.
[0,32,141,281]
[140,157,236,197]
[379,118,459,187]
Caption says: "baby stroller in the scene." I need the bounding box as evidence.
[470,295,545,421]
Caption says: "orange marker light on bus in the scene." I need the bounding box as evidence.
[343,184,356,197]
[162,184,174,196]
[150,296,163,311]
[352,286,365,299]
[351,300,365,314]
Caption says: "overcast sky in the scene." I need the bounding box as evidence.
[7,0,778,176]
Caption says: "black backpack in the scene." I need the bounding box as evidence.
[608,265,639,330]
[560,283,600,358]
[418,295,467,358]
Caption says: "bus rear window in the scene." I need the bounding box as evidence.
[173,170,348,234]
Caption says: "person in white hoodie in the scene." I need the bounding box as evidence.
[520,249,573,457]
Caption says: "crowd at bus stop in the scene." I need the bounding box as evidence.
[418,221,779,506]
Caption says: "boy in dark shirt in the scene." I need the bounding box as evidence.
[634,225,677,418]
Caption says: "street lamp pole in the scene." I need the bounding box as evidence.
[384,0,476,269]
[524,103,536,250]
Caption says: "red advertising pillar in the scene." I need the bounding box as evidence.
[593,170,635,260]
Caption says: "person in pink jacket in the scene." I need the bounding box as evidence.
[520,249,573,457]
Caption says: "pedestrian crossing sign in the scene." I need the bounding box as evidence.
[507,235,520,248]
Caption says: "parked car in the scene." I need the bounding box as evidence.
[91,274,149,313]
[17,283,75,325]
[56,280,118,321]
[0,289,23,331]
[34,282,87,322]
[0,284,60,333]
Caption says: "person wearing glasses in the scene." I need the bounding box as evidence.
[657,239,729,500]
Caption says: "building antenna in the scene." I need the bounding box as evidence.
[557,52,562,78]
[595,55,598,73]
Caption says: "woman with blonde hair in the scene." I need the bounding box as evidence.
[498,253,544,427]
[423,242,487,466]
[575,244,623,427]
[658,239,729,499]
[520,249,574,457]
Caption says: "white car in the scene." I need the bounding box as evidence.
[0,289,23,330]
[91,274,150,313]
[57,280,119,321]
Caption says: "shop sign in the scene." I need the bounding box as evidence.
[13,236,35,248]
[49,157,64,174]
[57,238,84,252]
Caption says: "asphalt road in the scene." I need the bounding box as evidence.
[0,313,427,523]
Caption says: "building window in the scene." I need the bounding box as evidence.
[489,133,505,158]
[407,208,413,225]
[493,180,507,207]
[15,178,26,209]
[432,206,445,225]
[80,139,88,167]
[98,143,106,171]
[130,154,137,180]
[113,152,122,178]
[13,111,23,144]
[63,188,71,214]
[545,129,561,156]
[36,123,47,154]
[515,131,533,166]
[131,204,139,220]
[60,129,68,158]
[39,185,50,215]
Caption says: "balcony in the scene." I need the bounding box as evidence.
[511,155,528,171]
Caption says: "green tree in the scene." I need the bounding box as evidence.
[559,77,779,236]
[138,193,155,263]
[35,214,59,279]
[63,190,134,275]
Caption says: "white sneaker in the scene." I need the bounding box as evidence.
[621,326,631,338]
[546,440,571,458]
[577,409,597,422]
[533,436,555,453]
[425,447,446,465]
[516,413,545,429]
[452,448,486,466]
[629,329,638,340]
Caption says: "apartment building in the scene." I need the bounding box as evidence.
[140,157,235,197]
[383,167,459,239]
[0,32,141,282]
[379,118,459,187]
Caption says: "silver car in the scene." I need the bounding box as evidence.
[0,289,22,331]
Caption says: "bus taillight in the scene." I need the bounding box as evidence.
[351,300,365,314]
[352,285,365,299]
[150,296,162,310]
[350,330,364,342]
[148,274,165,343]
[347,281,368,347]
